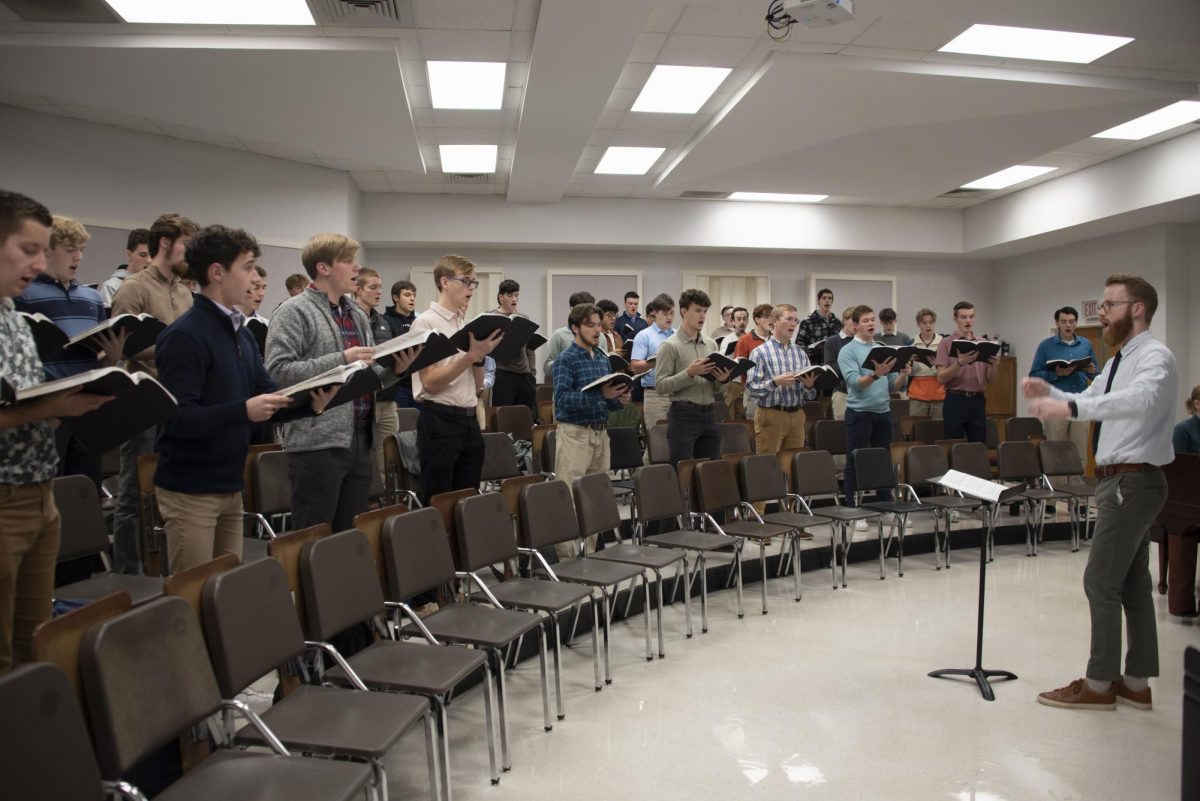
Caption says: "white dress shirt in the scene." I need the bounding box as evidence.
[1050,330,1177,468]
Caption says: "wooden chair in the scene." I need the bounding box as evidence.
[776,446,810,490]
[428,489,480,575]
[267,523,331,697]
[33,591,131,703]
[537,400,555,425]
[163,554,239,620]
[897,414,928,442]
[351,504,411,595]
[241,443,282,529]
[499,474,547,559]
[135,452,165,576]
[676,457,708,527]
[531,423,556,474]
[889,441,922,484]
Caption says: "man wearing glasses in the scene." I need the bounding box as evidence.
[747,304,819,454]
[410,255,502,503]
[1025,275,1176,712]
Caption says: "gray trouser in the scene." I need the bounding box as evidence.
[1084,468,1167,681]
[288,430,374,535]
[111,426,157,575]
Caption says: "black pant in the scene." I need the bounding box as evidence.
[491,370,536,412]
[843,408,893,505]
[666,401,719,466]
[288,429,373,534]
[943,392,987,443]
[54,426,101,490]
[418,403,485,505]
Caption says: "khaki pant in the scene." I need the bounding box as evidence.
[908,399,943,419]
[553,423,610,559]
[641,389,670,430]
[1043,417,1090,461]
[373,399,399,492]
[722,381,745,419]
[831,391,848,421]
[754,406,807,455]
[157,487,244,575]
[0,482,59,675]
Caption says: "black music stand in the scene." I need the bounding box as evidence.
[928,475,1024,701]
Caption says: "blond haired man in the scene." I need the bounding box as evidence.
[747,304,819,454]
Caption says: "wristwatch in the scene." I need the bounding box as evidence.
[1068,400,1078,418]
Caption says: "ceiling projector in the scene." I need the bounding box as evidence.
[780,0,854,28]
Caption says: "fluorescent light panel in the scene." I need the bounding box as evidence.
[105,0,315,25]
[595,147,665,175]
[427,61,507,110]
[439,145,498,173]
[1093,100,1200,140]
[631,65,732,114]
[728,192,828,203]
[939,24,1131,63]
[960,165,1056,190]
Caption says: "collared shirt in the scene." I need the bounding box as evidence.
[615,312,648,339]
[15,273,106,380]
[795,309,843,350]
[412,301,477,408]
[747,337,818,407]
[630,324,675,388]
[99,266,129,308]
[910,333,942,379]
[733,330,766,385]
[934,331,990,393]
[1030,335,1095,393]
[710,324,733,341]
[209,298,246,333]
[110,264,194,377]
[1050,330,1177,468]
[654,329,719,404]
[0,298,57,484]
[553,342,619,425]
[322,290,372,422]
[839,336,902,414]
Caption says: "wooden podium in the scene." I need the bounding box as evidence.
[984,356,1016,417]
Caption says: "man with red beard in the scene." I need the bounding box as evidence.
[109,212,197,574]
[1024,274,1176,712]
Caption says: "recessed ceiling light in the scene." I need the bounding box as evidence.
[728,192,828,203]
[427,61,507,110]
[595,147,665,175]
[631,65,732,114]
[1093,100,1200,140]
[105,0,315,25]
[960,165,1057,190]
[938,24,1132,64]
[439,145,498,173]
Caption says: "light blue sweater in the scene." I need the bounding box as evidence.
[839,337,901,414]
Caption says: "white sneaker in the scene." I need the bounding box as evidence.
[949,510,961,524]
[854,519,870,532]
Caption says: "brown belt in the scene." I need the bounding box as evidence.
[1095,462,1157,479]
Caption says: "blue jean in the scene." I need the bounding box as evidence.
[843,408,893,505]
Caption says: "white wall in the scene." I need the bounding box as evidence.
[995,223,1195,416]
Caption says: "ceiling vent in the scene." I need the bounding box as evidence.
[680,191,731,199]
[445,173,492,184]
[309,0,416,27]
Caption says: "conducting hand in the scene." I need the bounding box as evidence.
[1027,397,1071,420]
[343,346,375,365]
[92,329,130,367]
[1021,377,1052,399]
[246,393,293,423]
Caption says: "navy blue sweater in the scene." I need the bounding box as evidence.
[154,295,305,494]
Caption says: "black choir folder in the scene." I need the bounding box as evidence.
[449,313,511,352]
[489,315,542,363]
[279,360,381,411]
[582,370,651,392]
[17,311,69,358]
[797,364,840,391]
[863,345,928,372]
[67,313,167,358]
[1045,356,1094,370]
[948,339,1001,360]
[373,328,457,374]
[0,367,177,453]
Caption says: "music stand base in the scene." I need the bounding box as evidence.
[928,667,1018,702]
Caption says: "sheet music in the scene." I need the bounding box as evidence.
[933,469,1007,503]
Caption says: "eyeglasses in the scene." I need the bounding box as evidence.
[450,276,480,289]
[1098,300,1132,313]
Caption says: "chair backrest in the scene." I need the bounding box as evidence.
[518,480,581,549]
[996,440,1042,482]
[352,504,409,591]
[0,663,105,801]
[813,419,847,455]
[573,473,623,539]
[252,449,292,517]
[299,529,385,641]
[1004,416,1044,442]
[889,442,921,482]
[493,405,534,442]
[913,418,945,444]
[267,523,330,630]
[382,507,458,601]
[905,444,950,488]
[647,424,670,464]
[634,463,686,523]
[537,400,555,426]
[718,421,753,455]
[135,452,158,495]
[429,488,479,567]
[802,400,825,420]
[33,591,132,703]
[776,446,809,489]
[721,451,753,468]
[739,454,788,505]
[950,442,992,480]
[81,596,222,779]
[163,554,239,621]
[454,492,518,572]
[607,426,644,471]
[499,473,546,521]
[694,459,743,514]
[201,557,305,699]
[791,450,842,498]
[985,417,1000,449]
[541,428,557,473]
[396,407,420,432]
[1039,439,1084,477]
[531,423,555,472]
[535,384,553,405]
[242,443,282,516]
[481,431,521,482]
[852,448,897,493]
[889,398,910,422]
[52,475,110,561]
[676,457,706,513]
[711,398,729,423]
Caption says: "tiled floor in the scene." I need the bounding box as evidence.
[372,521,1198,801]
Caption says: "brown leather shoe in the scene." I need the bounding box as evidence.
[1112,679,1152,710]
[1036,679,1116,710]
[797,529,815,540]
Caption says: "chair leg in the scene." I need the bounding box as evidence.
[589,597,602,691]
[791,533,801,602]
[759,540,768,615]
[654,571,666,657]
[601,587,613,685]
[370,757,388,801]
[877,519,886,580]
[537,626,552,732]
[641,576,653,661]
[699,553,710,633]
[831,526,838,589]
[776,535,790,578]
[492,649,511,772]
[423,709,444,801]
[621,576,637,620]
[548,612,564,721]
[735,542,745,618]
[897,517,906,578]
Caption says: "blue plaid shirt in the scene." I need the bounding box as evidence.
[552,342,620,425]
[747,336,818,407]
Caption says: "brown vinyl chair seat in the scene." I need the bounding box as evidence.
[810,504,880,521]
[473,576,593,612]
[716,519,796,540]
[643,528,732,551]
[326,639,487,697]
[153,748,371,801]
[592,542,684,570]
[544,555,645,587]
[402,603,544,648]
[762,510,832,529]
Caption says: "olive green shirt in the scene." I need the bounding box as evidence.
[653,329,719,404]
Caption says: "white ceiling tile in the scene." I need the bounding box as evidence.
[445,182,507,193]
[920,51,1013,69]
[588,129,615,146]
[509,30,532,62]
[1147,69,1198,82]
[629,32,667,64]
[615,112,689,132]
[415,0,515,31]
[416,126,437,143]
[672,4,769,39]
[604,87,638,112]
[512,0,539,32]
[643,1,685,34]
[384,169,440,182]
[352,170,388,182]
[436,127,503,144]
[838,45,926,61]
[506,61,528,88]
[608,129,679,147]
[847,18,968,52]
[431,109,506,127]
[615,63,655,90]
[418,29,512,61]
[407,84,432,108]
[1081,64,1157,79]
[657,34,758,68]
[413,108,435,127]
[391,184,446,193]
[774,40,842,55]
[596,110,623,129]
[405,60,428,85]
[503,86,522,108]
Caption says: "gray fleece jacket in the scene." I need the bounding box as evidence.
[265,289,396,453]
